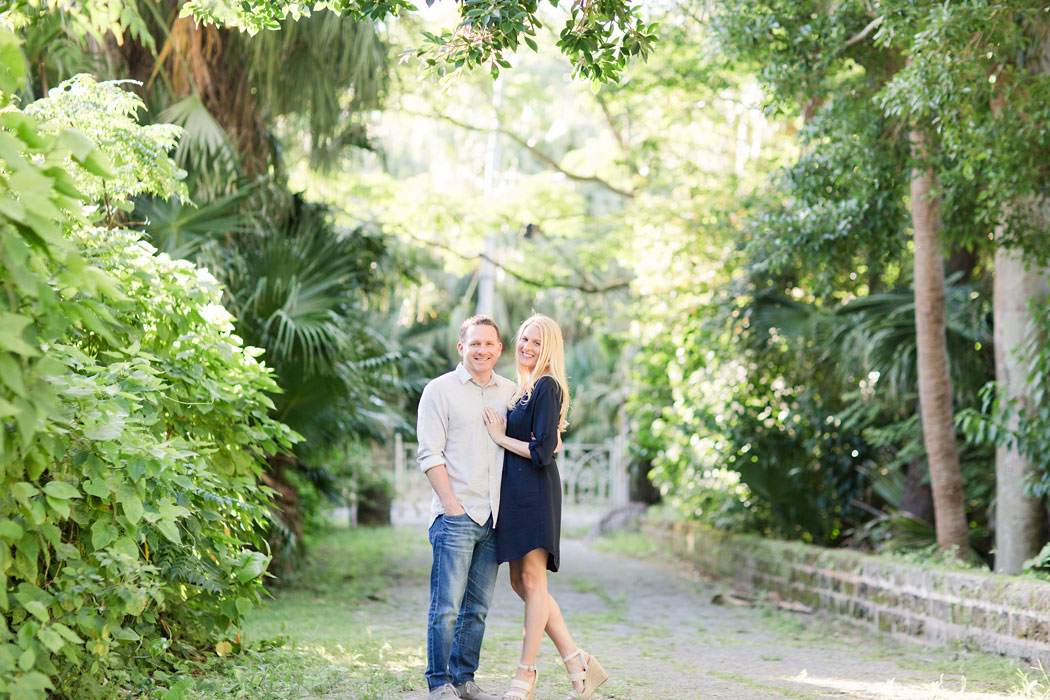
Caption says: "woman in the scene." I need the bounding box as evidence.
[482,314,608,700]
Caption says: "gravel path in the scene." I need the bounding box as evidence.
[350,514,1024,700]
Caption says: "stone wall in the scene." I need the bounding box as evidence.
[648,521,1050,663]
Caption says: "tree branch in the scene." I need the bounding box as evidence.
[593,90,640,176]
[403,231,631,294]
[843,16,884,49]
[408,110,636,199]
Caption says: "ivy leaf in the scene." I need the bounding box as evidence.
[90,520,117,549]
[11,482,39,504]
[155,518,181,544]
[23,600,48,622]
[0,313,38,357]
[112,626,141,641]
[82,479,111,499]
[82,411,125,441]
[117,487,143,524]
[18,646,35,670]
[0,353,26,397]
[37,627,65,653]
[0,520,23,541]
[124,596,147,616]
[0,398,18,418]
[235,551,270,583]
[42,481,80,500]
[0,28,25,98]
[45,495,70,519]
[50,622,83,644]
[158,500,190,520]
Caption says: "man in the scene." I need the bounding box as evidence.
[417,315,517,700]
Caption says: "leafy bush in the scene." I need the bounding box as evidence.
[0,42,295,700]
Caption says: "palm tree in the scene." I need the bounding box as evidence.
[96,0,387,174]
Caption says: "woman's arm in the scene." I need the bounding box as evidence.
[483,409,563,458]
[527,379,562,467]
[482,408,532,458]
[483,379,562,466]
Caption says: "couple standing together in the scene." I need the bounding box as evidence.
[416,314,609,700]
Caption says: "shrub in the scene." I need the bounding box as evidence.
[0,42,296,700]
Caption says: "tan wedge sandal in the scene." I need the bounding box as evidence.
[561,649,608,700]
[502,662,538,700]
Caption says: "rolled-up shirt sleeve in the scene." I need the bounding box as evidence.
[528,378,562,468]
[417,383,448,472]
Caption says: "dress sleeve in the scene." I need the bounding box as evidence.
[528,378,562,469]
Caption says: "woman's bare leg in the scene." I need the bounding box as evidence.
[506,550,585,694]
[542,593,586,694]
[507,548,550,687]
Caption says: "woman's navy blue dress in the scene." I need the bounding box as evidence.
[496,376,563,572]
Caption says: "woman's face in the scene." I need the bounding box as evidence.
[517,324,542,371]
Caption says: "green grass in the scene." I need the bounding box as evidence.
[566,577,627,623]
[150,523,428,700]
[888,645,1025,691]
[590,529,661,559]
[1013,662,1050,698]
[561,524,591,540]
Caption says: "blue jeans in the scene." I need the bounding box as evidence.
[426,513,498,690]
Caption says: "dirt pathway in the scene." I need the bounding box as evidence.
[349,520,1027,700]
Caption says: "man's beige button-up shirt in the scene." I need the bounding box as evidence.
[417,363,517,527]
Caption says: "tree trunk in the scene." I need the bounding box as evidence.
[993,232,1050,573]
[909,127,970,556]
[113,7,269,174]
[167,18,269,173]
[990,26,1050,574]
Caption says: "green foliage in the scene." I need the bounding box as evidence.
[624,0,1050,555]
[743,99,911,298]
[0,0,154,54]
[960,296,1050,499]
[241,9,387,170]
[167,523,417,699]
[180,0,654,83]
[25,75,187,216]
[0,52,296,700]
[193,197,403,454]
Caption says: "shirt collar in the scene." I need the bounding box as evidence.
[455,362,500,388]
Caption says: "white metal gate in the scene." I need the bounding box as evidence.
[393,434,629,522]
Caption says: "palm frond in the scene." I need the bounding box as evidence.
[240,10,387,169]
[136,180,263,258]
[157,94,238,175]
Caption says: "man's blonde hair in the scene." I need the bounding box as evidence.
[459,314,500,342]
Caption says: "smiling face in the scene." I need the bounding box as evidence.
[458,323,502,382]
[517,323,542,373]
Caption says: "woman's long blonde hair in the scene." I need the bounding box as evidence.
[510,314,570,431]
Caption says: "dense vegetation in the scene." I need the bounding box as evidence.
[6,0,1050,697]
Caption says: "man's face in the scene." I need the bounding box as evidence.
[458,324,502,377]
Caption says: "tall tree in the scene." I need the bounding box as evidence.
[994,237,1049,572]
[993,29,1050,572]
[909,124,969,552]
[711,0,979,553]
